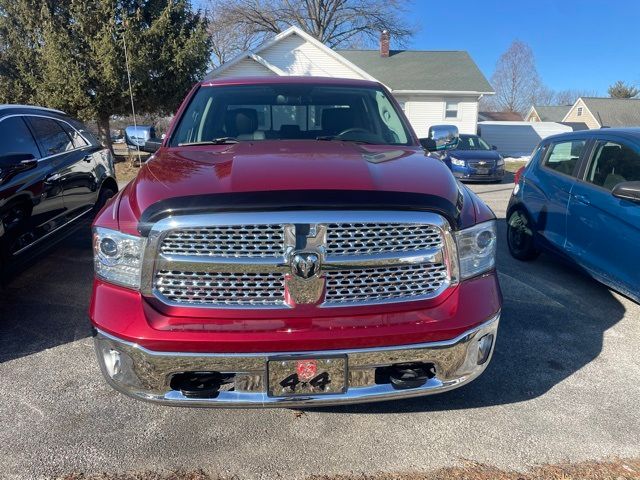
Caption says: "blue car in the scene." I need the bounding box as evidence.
[507,128,640,303]
[441,134,505,182]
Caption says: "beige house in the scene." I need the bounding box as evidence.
[205,26,494,136]
[525,105,571,123]
[527,97,640,129]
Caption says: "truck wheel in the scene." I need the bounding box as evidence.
[507,208,539,261]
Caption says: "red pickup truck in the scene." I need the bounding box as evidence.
[90,76,501,407]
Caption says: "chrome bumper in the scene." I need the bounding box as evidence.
[93,313,499,408]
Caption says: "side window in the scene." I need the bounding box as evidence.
[586,141,640,190]
[543,140,586,176]
[445,101,459,119]
[59,121,89,149]
[27,117,74,156]
[0,117,41,158]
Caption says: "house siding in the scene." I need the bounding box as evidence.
[217,58,277,78]
[396,94,479,136]
[260,34,368,79]
[563,99,600,129]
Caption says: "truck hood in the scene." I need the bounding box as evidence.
[118,140,479,233]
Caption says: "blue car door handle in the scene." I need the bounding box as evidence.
[574,194,590,205]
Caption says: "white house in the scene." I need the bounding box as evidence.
[205,26,494,137]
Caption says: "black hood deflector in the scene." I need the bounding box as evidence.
[138,189,463,236]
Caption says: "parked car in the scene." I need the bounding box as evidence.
[0,105,118,275]
[124,125,156,148]
[91,76,501,407]
[441,133,505,182]
[507,128,640,303]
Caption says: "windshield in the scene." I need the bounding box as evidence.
[456,135,491,151]
[170,84,412,146]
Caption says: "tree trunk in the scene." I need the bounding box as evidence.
[96,111,113,154]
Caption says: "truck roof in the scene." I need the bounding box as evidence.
[200,76,382,88]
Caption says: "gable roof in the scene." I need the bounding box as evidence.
[531,105,572,122]
[337,50,494,94]
[479,111,523,121]
[578,97,640,127]
[206,26,377,83]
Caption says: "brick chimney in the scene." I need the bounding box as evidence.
[380,30,390,57]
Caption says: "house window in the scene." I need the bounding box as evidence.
[577,107,583,117]
[445,101,459,119]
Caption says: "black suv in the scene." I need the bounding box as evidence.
[0,105,117,274]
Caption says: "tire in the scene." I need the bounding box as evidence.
[94,186,116,213]
[507,208,540,261]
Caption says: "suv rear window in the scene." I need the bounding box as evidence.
[171,83,412,146]
[543,140,586,176]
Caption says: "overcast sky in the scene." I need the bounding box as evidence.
[404,0,640,95]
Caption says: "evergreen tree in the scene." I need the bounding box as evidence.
[0,0,211,150]
[608,80,640,99]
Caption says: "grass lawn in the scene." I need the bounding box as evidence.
[113,143,150,184]
[504,160,527,174]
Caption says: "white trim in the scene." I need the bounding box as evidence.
[247,53,286,75]
[525,106,537,120]
[206,26,379,83]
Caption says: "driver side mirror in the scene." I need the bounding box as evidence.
[612,181,640,203]
[0,153,38,184]
[419,125,459,152]
[143,138,163,153]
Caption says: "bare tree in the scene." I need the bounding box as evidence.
[552,89,597,105]
[489,40,542,114]
[206,5,267,66]
[207,0,416,52]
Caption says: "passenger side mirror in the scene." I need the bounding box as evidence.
[143,138,163,153]
[420,125,459,152]
[0,153,38,183]
[491,145,498,150]
[612,181,640,203]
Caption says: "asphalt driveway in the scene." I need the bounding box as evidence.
[1,177,638,479]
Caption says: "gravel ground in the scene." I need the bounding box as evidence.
[1,177,638,480]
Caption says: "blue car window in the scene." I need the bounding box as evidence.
[587,141,640,190]
[544,140,586,177]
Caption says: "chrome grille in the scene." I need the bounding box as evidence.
[147,212,452,309]
[326,223,442,256]
[160,225,284,257]
[468,160,495,168]
[155,270,285,306]
[325,264,448,305]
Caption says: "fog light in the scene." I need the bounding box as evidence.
[477,334,494,365]
[103,348,122,377]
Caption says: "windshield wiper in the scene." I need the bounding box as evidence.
[315,135,375,144]
[178,137,239,146]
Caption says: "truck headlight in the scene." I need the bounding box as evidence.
[451,157,465,167]
[454,221,497,279]
[93,227,146,289]
[497,157,505,166]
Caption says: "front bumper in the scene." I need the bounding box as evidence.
[94,313,499,408]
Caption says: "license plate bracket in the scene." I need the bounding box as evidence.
[476,167,490,175]
[267,355,347,397]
